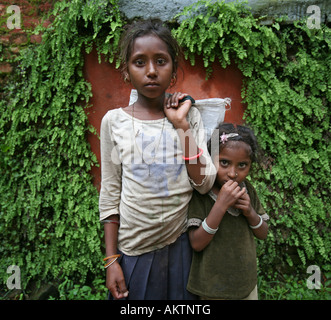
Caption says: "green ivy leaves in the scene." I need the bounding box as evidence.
[174,0,330,272]
[0,0,123,288]
[0,0,329,294]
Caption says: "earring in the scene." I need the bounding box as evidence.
[124,72,130,83]
[170,73,177,87]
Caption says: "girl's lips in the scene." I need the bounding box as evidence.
[145,83,159,87]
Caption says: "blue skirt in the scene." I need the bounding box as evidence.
[110,232,197,300]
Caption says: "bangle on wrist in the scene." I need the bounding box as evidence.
[103,254,121,268]
[104,257,119,269]
[249,215,263,229]
[182,148,203,161]
[101,219,120,225]
[201,218,218,234]
[179,95,195,105]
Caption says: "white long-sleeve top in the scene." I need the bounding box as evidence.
[99,106,216,256]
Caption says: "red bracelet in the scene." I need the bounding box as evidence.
[101,219,120,225]
[182,148,203,161]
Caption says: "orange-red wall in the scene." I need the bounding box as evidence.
[83,48,246,188]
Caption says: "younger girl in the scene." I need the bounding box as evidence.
[99,19,215,300]
[187,123,269,300]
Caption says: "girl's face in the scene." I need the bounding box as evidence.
[126,34,174,100]
[214,141,252,187]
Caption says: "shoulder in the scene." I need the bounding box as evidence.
[102,108,123,121]
[243,179,260,203]
[188,190,213,218]
[101,108,127,126]
[188,191,207,228]
[190,188,207,202]
[243,179,256,195]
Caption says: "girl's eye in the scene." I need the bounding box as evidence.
[220,160,229,167]
[238,162,248,169]
[157,58,166,65]
[135,59,145,66]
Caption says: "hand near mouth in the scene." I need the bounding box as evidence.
[216,180,247,211]
[233,191,252,217]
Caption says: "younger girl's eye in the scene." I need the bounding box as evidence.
[238,162,248,169]
[220,160,229,167]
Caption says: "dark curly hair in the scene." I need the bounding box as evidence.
[208,123,260,164]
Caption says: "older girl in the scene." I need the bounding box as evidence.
[99,19,215,300]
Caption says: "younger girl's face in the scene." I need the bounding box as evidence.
[127,34,174,99]
[214,141,252,187]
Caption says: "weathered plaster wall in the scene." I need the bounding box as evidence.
[86,0,330,187]
[2,0,329,189]
[84,49,245,188]
[118,0,331,23]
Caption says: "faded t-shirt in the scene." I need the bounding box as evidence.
[99,107,216,256]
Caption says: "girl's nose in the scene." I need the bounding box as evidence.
[227,167,238,179]
[147,61,157,77]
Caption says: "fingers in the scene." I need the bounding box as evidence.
[223,180,242,193]
[116,278,129,299]
[237,186,248,199]
[233,187,251,214]
[109,280,129,300]
[165,92,188,108]
[224,181,246,192]
[107,264,129,300]
[219,181,252,214]
[221,181,246,201]
[234,196,249,208]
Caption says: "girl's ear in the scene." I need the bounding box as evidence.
[170,72,177,88]
[124,71,130,83]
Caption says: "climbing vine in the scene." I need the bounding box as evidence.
[0,0,124,290]
[0,0,330,296]
[173,0,330,273]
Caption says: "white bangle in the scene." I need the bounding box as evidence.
[202,218,218,234]
[104,257,118,269]
[249,215,263,229]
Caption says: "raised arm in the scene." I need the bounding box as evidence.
[164,93,216,193]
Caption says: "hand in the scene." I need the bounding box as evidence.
[234,192,266,238]
[164,92,192,129]
[216,180,247,211]
[233,189,253,217]
[106,261,129,300]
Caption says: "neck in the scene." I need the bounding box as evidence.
[135,93,165,114]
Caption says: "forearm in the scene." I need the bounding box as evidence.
[176,120,207,185]
[244,210,268,240]
[189,201,226,252]
[103,215,129,299]
[103,215,120,256]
